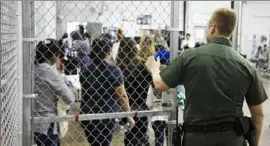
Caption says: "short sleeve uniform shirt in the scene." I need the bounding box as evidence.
[160,37,268,125]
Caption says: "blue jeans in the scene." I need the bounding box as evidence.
[152,121,167,146]
[81,119,115,146]
[34,123,59,146]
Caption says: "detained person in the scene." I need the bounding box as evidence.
[80,38,135,146]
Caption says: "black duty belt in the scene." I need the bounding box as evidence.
[183,122,236,133]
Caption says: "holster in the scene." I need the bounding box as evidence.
[172,123,183,146]
[172,105,183,146]
[235,117,256,146]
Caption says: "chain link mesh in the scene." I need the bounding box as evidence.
[33,1,172,146]
[0,1,19,146]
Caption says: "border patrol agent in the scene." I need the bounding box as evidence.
[146,8,268,146]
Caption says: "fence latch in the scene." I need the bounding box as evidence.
[23,94,38,99]
[23,38,37,43]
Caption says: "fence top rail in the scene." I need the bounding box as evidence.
[33,109,172,123]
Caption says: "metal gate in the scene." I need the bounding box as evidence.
[21,1,182,146]
[0,1,21,146]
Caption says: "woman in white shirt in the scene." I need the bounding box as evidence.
[181,33,195,49]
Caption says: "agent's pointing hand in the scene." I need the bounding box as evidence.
[145,56,170,92]
[145,56,160,73]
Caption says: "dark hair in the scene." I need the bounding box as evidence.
[62,33,68,39]
[115,37,138,65]
[70,30,84,40]
[186,33,191,37]
[78,25,84,35]
[116,37,140,77]
[58,33,69,56]
[134,36,141,44]
[58,32,68,46]
[102,33,114,41]
[82,32,91,40]
[195,42,201,48]
[117,29,124,41]
[35,38,60,64]
[90,38,113,67]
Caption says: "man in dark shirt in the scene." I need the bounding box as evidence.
[146,8,268,146]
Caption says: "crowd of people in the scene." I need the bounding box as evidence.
[32,20,207,146]
[251,44,269,70]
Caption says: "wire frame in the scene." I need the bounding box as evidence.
[32,1,173,146]
[0,1,20,146]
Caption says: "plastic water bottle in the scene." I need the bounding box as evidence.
[177,92,185,110]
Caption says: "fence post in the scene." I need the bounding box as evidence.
[16,1,23,146]
[231,1,242,52]
[22,1,36,146]
[56,1,64,39]
[0,2,2,145]
[167,1,181,146]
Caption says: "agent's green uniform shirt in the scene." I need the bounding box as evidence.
[160,37,268,125]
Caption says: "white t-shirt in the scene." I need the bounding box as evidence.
[181,39,195,48]
[112,42,120,60]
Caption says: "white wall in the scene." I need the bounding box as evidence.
[37,1,252,43]
[104,1,172,36]
[35,1,172,40]
[240,1,270,58]
[185,1,231,42]
[63,1,172,36]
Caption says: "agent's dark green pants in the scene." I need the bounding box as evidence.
[183,131,247,146]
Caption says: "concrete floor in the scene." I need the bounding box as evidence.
[59,77,270,146]
[60,121,127,146]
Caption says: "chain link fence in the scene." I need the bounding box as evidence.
[0,1,252,146]
[0,1,20,146]
[22,1,182,146]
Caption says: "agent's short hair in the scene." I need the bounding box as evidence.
[211,8,237,36]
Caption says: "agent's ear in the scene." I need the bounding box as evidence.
[209,23,216,35]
